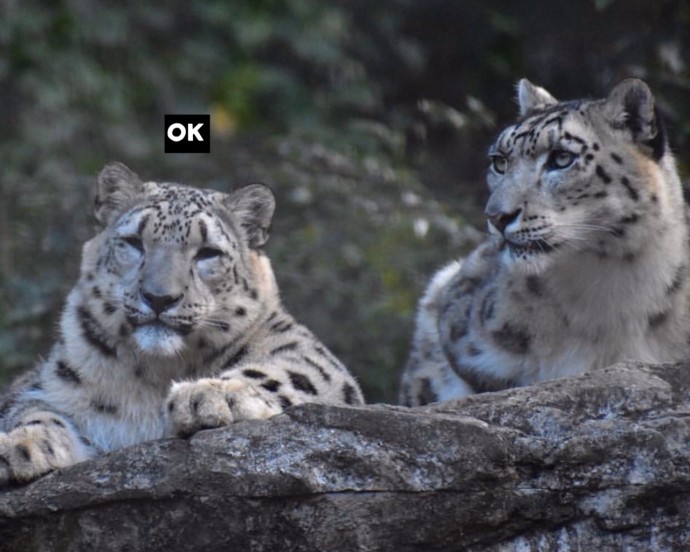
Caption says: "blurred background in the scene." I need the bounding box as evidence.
[1,0,689,403]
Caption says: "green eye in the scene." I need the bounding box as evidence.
[547,150,577,170]
[490,155,508,174]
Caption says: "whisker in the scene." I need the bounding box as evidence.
[197,319,233,331]
[556,239,586,253]
[553,223,617,235]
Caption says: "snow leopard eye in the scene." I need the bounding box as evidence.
[546,149,577,171]
[194,247,224,261]
[490,154,508,175]
[122,236,144,253]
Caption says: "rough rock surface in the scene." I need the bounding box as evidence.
[1,361,689,551]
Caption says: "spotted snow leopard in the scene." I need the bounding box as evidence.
[0,162,363,485]
[401,78,690,406]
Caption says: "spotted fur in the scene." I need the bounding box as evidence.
[0,163,363,485]
[401,78,690,406]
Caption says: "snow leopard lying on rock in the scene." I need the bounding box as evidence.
[0,162,363,485]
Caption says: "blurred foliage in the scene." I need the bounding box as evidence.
[0,0,689,402]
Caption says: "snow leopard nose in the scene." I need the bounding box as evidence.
[141,291,182,315]
[486,208,522,234]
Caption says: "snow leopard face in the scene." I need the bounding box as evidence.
[485,78,670,273]
[80,163,275,357]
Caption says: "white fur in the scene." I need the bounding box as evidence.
[133,325,186,357]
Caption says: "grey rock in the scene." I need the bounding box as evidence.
[1,361,689,551]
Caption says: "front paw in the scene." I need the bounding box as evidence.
[0,424,74,486]
[166,378,282,438]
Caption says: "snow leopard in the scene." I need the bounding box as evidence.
[401,78,690,406]
[0,162,363,484]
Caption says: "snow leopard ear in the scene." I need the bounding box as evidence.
[95,162,144,226]
[602,78,665,160]
[517,79,558,116]
[224,183,276,249]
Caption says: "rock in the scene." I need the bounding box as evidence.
[1,361,689,551]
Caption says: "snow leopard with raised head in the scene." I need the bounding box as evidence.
[401,78,690,406]
[0,162,363,485]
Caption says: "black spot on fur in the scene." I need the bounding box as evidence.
[242,369,266,380]
[270,320,294,333]
[56,361,82,385]
[594,191,608,199]
[595,165,612,184]
[610,153,623,164]
[342,383,358,405]
[649,311,669,328]
[91,399,118,415]
[223,345,248,369]
[270,342,299,355]
[278,395,293,409]
[235,307,246,316]
[103,302,117,315]
[491,323,531,355]
[78,307,116,357]
[288,371,318,395]
[620,177,639,201]
[620,213,640,225]
[304,357,332,382]
[261,380,281,393]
